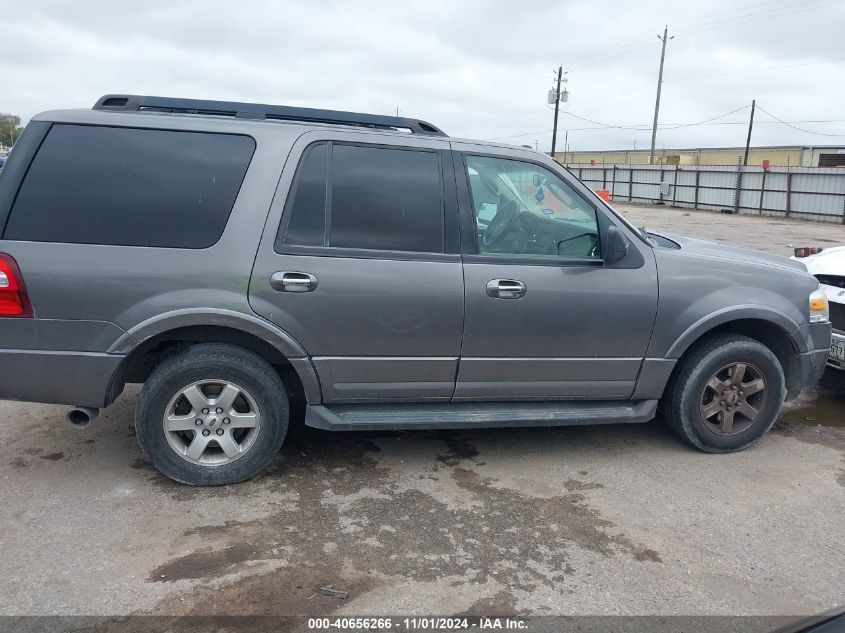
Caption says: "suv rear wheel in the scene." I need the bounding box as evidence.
[135,343,288,485]
[663,333,785,453]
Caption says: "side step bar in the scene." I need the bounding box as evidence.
[305,400,658,431]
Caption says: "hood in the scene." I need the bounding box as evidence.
[793,245,845,276]
[647,229,808,274]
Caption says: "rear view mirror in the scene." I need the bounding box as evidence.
[605,225,629,264]
[532,173,546,187]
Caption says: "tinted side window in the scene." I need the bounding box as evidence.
[330,145,443,253]
[281,142,327,247]
[4,124,254,248]
[280,143,444,254]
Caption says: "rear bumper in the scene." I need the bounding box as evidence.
[0,349,124,408]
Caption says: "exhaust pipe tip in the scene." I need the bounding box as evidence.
[67,407,99,428]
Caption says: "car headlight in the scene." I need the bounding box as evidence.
[809,287,829,323]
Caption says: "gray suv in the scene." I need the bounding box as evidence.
[0,94,831,485]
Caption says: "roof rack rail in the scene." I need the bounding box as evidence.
[93,94,446,136]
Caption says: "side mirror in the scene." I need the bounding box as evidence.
[604,225,629,264]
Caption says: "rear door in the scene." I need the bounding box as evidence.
[250,131,464,403]
[452,144,659,400]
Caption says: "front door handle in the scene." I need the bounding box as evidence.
[486,279,527,299]
[270,271,318,293]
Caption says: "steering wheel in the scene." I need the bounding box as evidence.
[482,199,520,249]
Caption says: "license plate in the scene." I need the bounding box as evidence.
[830,340,845,362]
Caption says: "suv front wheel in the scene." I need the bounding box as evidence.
[663,333,785,453]
[135,343,289,485]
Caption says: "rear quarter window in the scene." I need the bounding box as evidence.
[3,124,255,248]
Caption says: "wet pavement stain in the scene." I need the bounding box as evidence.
[436,433,481,467]
[146,429,660,615]
[458,590,527,616]
[39,451,64,461]
[153,565,378,617]
[563,479,604,492]
[779,400,845,428]
[777,388,845,429]
[150,544,260,582]
[776,387,845,487]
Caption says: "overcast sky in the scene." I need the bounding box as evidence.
[3,0,845,152]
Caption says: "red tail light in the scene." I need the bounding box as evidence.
[0,253,33,317]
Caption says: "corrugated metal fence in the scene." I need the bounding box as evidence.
[565,163,845,224]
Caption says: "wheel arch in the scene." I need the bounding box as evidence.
[661,316,800,402]
[105,316,322,408]
[664,307,805,360]
[636,311,804,402]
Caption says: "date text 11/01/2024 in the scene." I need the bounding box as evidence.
[307,617,529,630]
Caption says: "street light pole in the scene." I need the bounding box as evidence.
[649,26,672,165]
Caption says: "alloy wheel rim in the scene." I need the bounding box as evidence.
[163,379,261,466]
[699,362,767,436]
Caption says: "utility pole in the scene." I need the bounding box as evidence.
[649,26,672,165]
[551,65,562,157]
[743,99,756,165]
[564,129,569,163]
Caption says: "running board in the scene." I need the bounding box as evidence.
[304,400,658,431]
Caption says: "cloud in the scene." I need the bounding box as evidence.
[1,0,844,151]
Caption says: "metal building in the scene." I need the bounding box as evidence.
[555,145,845,167]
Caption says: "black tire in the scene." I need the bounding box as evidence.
[135,343,289,485]
[663,333,785,453]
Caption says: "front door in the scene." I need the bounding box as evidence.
[452,147,658,400]
[250,133,464,403]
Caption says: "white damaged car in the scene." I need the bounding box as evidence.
[795,246,845,371]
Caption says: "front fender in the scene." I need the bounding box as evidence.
[648,277,809,361]
[664,302,806,359]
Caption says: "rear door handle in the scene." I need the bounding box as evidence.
[270,271,318,293]
[486,279,527,299]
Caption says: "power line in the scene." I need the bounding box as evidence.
[568,83,654,107]
[667,0,798,26]
[455,0,842,101]
[562,105,751,131]
[570,0,840,71]
[756,105,845,137]
[480,107,845,142]
[665,55,845,83]
[482,105,755,139]
[569,27,659,68]
[674,0,843,37]
[661,105,751,130]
